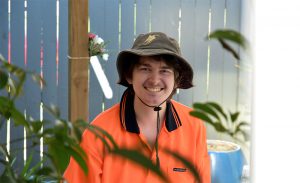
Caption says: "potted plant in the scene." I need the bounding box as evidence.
[190,101,249,183]
[190,29,251,183]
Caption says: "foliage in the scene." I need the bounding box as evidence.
[190,102,250,143]
[0,56,89,182]
[194,29,250,144]
[207,29,249,60]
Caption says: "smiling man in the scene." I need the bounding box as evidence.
[64,32,211,183]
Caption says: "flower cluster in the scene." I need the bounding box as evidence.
[88,33,109,60]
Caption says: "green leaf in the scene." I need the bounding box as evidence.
[46,124,88,175]
[112,148,168,182]
[6,77,17,96]
[84,122,119,149]
[213,123,227,133]
[0,159,7,166]
[48,144,73,175]
[10,106,29,129]
[230,112,240,123]
[26,159,45,178]
[0,146,10,163]
[35,166,53,176]
[207,29,249,60]
[218,38,240,60]
[0,69,8,89]
[0,175,12,183]
[65,146,88,175]
[21,153,33,178]
[193,102,220,121]
[43,104,61,118]
[208,29,248,49]
[189,111,214,124]
[92,132,112,152]
[3,62,25,77]
[14,71,26,98]
[0,96,13,118]
[52,119,70,135]
[47,146,65,174]
[73,123,83,142]
[29,120,43,134]
[10,157,17,168]
[234,122,249,134]
[206,102,228,120]
[0,54,5,61]
[236,121,249,129]
[164,149,201,183]
[42,128,55,139]
[82,122,115,151]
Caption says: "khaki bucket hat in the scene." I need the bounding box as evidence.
[116,32,193,89]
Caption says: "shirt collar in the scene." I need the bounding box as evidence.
[119,87,182,134]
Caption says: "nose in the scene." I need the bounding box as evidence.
[148,71,160,85]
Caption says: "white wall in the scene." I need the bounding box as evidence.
[253,1,300,182]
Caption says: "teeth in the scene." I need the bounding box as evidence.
[146,87,161,92]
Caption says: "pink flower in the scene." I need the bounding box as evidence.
[88,33,96,39]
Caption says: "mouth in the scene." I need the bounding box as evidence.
[145,87,163,92]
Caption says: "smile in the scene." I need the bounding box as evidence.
[145,87,163,92]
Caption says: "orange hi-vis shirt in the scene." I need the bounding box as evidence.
[64,89,211,183]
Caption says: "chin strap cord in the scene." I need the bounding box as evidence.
[136,96,166,168]
[154,106,161,168]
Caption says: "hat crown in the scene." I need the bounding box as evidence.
[132,32,181,55]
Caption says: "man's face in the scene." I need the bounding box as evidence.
[127,56,175,106]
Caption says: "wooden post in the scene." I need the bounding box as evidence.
[68,0,89,122]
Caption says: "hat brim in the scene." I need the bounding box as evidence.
[116,49,193,89]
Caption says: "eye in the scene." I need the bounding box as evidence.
[139,67,150,71]
[160,69,173,74]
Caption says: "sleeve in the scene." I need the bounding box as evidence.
[197,122,211,183]
[64,130,104,183]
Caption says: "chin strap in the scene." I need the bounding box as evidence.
[154,106,161,168]
[136,96,168,168]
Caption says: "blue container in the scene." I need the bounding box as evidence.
[207,140,245,183]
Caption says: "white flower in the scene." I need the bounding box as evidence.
[94,35,104,45]
[102,53,109,61]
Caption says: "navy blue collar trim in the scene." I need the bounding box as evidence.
[119,88,182,134]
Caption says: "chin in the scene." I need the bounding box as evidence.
[145,98,165,106]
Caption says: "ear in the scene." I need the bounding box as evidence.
[174,78,179,88]
[126,77,132,84]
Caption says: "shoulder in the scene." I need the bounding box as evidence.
[83,103,122,136]
[80,103,122,144]
[91,103,120,126]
